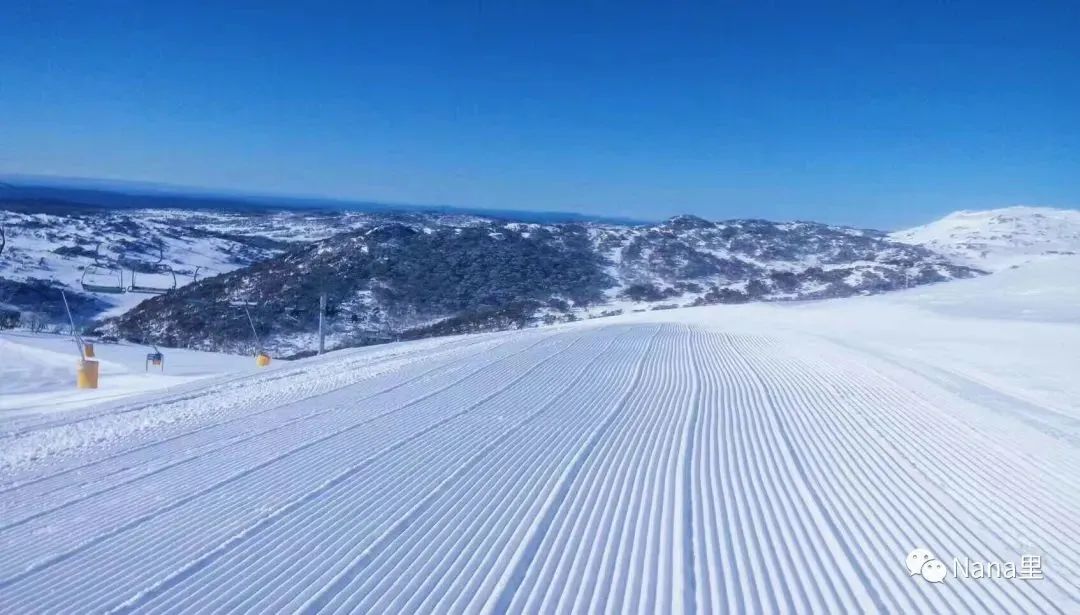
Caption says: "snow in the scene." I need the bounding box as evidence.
[1,258,1078,611]
[0,207,388,319]
[0,332,258,416]
[863,254,1080,324]
[891,205,1080,272]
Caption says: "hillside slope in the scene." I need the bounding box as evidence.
[891,205,1080,271]
[102,216,977,355]
[2,263,1077,612]
[0,203,403,320]
[0,331,256,415]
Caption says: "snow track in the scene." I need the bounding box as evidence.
[2,323,1078,613]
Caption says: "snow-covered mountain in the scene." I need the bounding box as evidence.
[4,202,1077,612]
[11,197,1035,356]
[101,214,976,356]
[0,203,480,322]
[891,206,1080,272]
[3,248,1078,612]
[594,214,974,302]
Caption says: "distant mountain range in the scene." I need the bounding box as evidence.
[5,184,1074,357]
[0,178,645,225]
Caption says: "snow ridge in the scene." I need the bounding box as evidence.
[891,205,1080,272]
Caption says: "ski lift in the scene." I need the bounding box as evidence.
[127,242,178,294]
[189,265,216,285]
[81,264,125,294]
[80,243,126,294]
[129,267,177,294]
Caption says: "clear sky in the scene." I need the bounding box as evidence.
[2,2,1077,229]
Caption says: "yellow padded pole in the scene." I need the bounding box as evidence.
[77,359,100,389]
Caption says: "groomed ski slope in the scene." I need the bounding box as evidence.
[2,275,1080,613]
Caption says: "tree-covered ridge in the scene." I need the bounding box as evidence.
[99,215,980,356]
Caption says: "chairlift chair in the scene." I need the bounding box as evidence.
[128,242,178,294]
[80,264,126,294]
[129,266,178,294]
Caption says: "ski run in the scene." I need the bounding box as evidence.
[2,266,1080,613]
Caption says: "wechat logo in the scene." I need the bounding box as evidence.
[907,548,947,583]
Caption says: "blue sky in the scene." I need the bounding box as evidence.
[2,2,1077,229]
